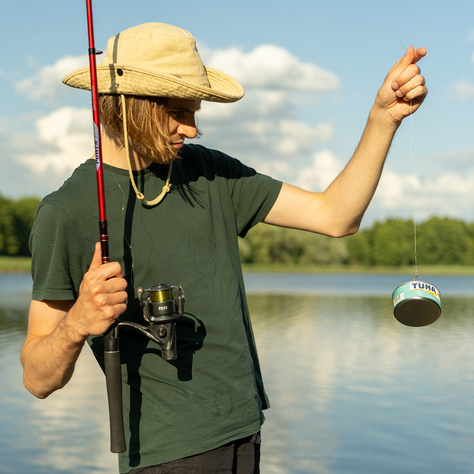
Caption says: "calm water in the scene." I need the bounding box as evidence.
[2,272,474,473]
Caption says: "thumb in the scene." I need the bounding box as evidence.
[88,242,103,270]
[395,45,427,70]
[390,46,415,73]
[412,46,427,64]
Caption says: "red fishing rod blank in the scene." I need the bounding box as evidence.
[85,0,126,454]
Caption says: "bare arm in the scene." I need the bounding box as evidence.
[21,299,82,398]
[264,46,428,237]
[21,243,128,399]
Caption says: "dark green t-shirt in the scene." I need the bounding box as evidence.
[30,144,282,472]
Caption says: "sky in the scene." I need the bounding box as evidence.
[1,0,473,227]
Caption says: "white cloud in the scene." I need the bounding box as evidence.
[202,44,341,92]
[197,45,340,179]
[15,55,88,106]
[291,156,474,225]
[199,85,334,180]
[19,107,93,175]
[7,45,474,226]
[372,168,474,221]
[452,79,474,100]
[296,150,343,191]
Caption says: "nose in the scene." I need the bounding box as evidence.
[177,115,198,139]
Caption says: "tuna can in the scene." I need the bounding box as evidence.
[392,280,441,327]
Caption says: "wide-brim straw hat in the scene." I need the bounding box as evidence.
[62,22,244,103]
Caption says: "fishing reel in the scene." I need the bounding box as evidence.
[119,283,184,360]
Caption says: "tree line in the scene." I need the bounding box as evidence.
[2,194,474,266]
[242,216,474,267]
[0,195,40,256]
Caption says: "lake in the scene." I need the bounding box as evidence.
[1,271,474,473]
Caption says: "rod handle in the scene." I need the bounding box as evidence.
[104,330,126,453]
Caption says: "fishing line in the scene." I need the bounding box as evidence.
[379,0,417,280]
[380,1,441,326]
[410,107,418,280]
[379,0,406,51]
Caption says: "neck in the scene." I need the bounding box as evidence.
[99,128,152,170]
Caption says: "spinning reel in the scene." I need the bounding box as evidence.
[119,283,185,360]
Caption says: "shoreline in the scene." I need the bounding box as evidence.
[2,257,473,276]
[242,263,474,276]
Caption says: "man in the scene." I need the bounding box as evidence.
[21,22,428,473]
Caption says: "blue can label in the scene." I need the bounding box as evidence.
[392,280,441,309]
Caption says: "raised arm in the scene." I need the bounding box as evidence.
[264,46,428,237]
[21,243,128,399]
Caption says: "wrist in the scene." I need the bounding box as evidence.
[367,106,401,134]
[60,307,89,346]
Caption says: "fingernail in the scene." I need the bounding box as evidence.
[396,90,404,98]
[392,81,399,90]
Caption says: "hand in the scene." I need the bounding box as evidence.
[71,242,128,339]
[374,46,428,124]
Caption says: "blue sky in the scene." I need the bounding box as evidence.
[1,0,473,226]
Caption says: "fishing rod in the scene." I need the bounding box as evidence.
[84,4,187,454]
[85,0,126,453]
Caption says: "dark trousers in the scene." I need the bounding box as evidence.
[129,432,261,474]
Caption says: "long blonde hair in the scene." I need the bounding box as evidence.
[98,95,178,164]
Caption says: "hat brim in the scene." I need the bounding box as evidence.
[62,65,244,103]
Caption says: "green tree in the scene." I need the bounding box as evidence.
[0,195,19,255]
[244,225,304,264]
[0,195,40,256]
[297,232,348,265]
[345,230,372,265]
[243,224,349,265]
[241,216,474,267]
[14,197,40,255]
[371,218,414,266]
[465,222,474,265]
[417,217,469,265]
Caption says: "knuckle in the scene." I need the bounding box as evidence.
[82,270,96,285]
[95,293,108,308]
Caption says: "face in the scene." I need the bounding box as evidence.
[125,97,201,167]
[166,98,202,150]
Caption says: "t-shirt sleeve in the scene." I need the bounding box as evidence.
[221,154,283,237]
[177,145,283,237]
[29,200,91,301]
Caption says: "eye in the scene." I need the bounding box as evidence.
[168,109,185,119]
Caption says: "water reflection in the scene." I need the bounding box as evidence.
[2,273,474,473]
[250,292,474,474]
[0,274,116,474]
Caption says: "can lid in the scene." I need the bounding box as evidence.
[394,297,441,327]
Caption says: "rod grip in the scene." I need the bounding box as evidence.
[104,331,126,453]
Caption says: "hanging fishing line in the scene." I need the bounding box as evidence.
[379,1,406,51]
[410,105,418,280]
[380,0,418,280]
[380,1,441,326]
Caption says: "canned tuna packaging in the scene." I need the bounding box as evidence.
[392,281,441,327]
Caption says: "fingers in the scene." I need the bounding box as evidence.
[390,46,428,102]
[74,272,128,337]
[73,245,128,337]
